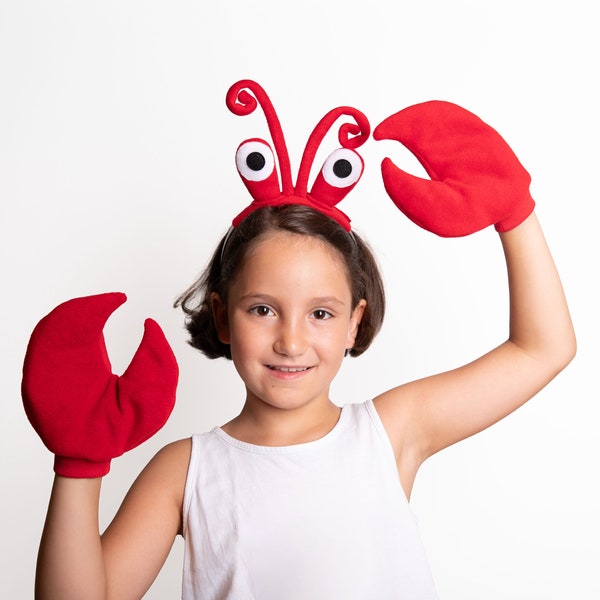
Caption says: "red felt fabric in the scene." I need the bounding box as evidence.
[21,293,178,478]
[228,81,369,232]
[373,100,535,237]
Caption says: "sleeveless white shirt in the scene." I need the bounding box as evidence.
[182,400,439,599]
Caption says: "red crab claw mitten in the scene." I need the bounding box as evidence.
[373,101,535,237]
[21,292,178,478]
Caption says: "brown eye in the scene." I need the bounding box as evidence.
[250,305,274,317]
[312,309,332,320]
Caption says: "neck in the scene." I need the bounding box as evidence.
[222,395,341,446]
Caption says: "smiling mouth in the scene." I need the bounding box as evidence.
[267,366,311,373]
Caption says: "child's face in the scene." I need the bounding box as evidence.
[213,231,366,413]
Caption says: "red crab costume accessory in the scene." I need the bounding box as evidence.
[227,79,370,232]
[227,80,534,237]
[374,100,535,237]
[22,293,178,478]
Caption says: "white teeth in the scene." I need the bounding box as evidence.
[271,366,308,373]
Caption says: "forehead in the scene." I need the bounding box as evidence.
[232,231,352,296]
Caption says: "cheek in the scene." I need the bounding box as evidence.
[229,315,268,353]
[228,331,256,378]
[314,322,352,354]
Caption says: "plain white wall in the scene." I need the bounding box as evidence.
[2,1,598,598]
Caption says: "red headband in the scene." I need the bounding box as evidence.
[227,80,370,232]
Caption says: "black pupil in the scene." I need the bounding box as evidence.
[333,159,352,178]
[246,152,266,172]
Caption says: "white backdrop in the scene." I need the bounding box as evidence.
[2,1,598,598]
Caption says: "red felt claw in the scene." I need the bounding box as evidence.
[373,101,535,237]
[22,293,179,478]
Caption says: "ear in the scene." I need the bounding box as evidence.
[346,299,366,349]
[210,293,230,344]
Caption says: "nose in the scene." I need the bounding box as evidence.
[273,318,307,357]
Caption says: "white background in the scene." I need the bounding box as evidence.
[1,1,598,598]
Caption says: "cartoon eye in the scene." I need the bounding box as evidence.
[320,148,363,188]
[235,139,276,182]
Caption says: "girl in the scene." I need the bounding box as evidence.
[24,82,576,599]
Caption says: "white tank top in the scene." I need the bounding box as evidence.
[182,400,439,599]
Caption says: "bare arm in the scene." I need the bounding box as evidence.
[375,213,576,496]
[36,477,106,600]
[35,439,190,600]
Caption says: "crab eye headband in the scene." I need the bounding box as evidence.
[227,79,370,232]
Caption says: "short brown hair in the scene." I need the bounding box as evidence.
[174,205,385,359]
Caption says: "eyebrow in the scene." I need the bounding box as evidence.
[240,293,347,307]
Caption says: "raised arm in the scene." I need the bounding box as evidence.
[36,476,105,599]
[372,102,576,497]
[22,293,181,598]
[36,439,189,600]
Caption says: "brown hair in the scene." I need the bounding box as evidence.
[174,205,385,359]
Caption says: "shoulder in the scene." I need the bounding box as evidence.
[372,386,419,445]
[154,437,193,461]
[128,438,192,512]
[144,437,192,482]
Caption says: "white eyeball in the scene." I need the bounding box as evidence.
[321,148,363,188]
[235,140,276,182]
